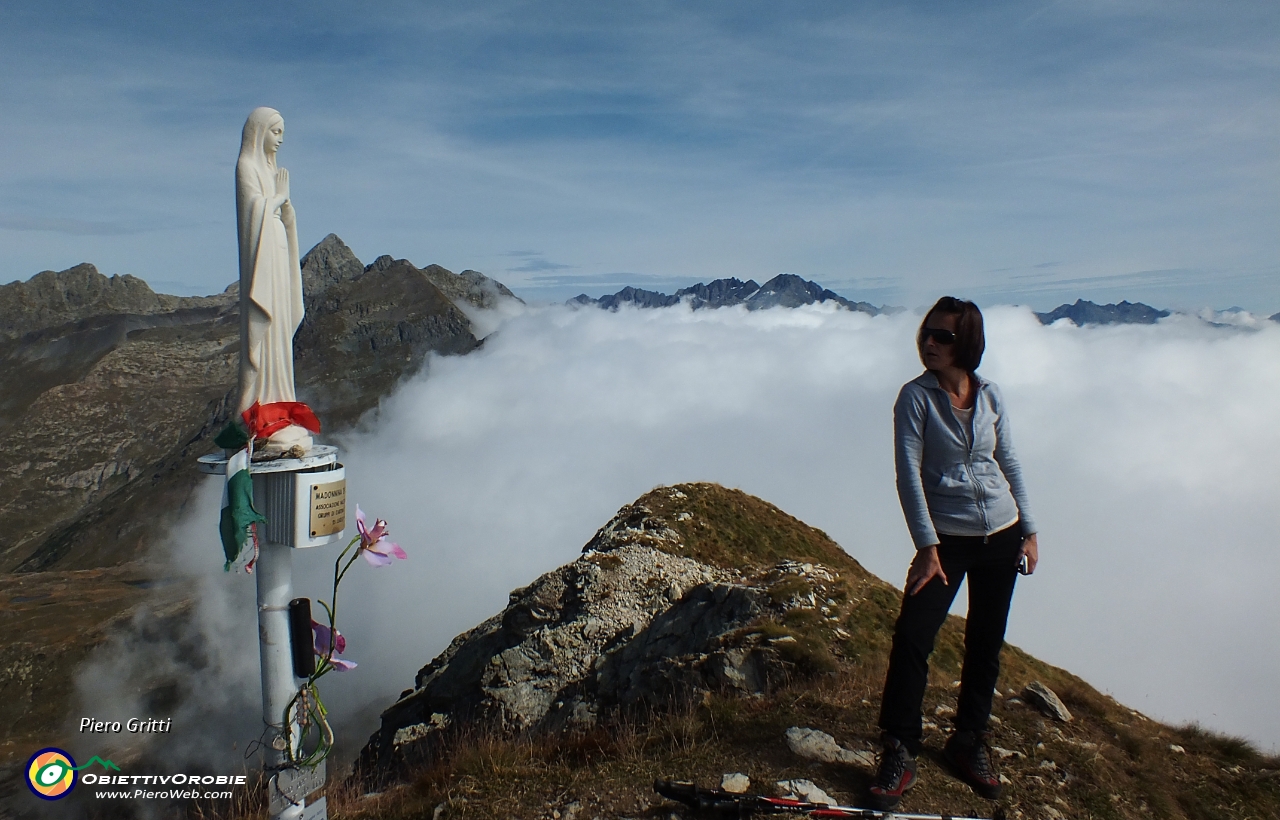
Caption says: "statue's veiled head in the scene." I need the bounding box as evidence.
[240,107,285,168]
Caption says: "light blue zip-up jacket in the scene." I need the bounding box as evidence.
[894,370,1037,549]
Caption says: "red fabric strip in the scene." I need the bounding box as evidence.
[241,401,322,440]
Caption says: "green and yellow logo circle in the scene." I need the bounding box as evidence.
[26,748,76,800]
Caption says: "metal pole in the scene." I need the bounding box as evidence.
[256,539,303,820]
[200,446,341,820]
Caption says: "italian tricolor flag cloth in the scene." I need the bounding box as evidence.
[214,402,322,572]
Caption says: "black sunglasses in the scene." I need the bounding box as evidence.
[921,327,957,345]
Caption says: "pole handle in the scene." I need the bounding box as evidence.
[288,598,315,678]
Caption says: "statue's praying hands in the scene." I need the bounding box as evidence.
[275,168,289,206]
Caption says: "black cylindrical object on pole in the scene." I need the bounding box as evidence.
[288,598,315,678]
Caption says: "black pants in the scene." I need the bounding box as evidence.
[877,525,1023,756]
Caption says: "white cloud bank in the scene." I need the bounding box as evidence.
[91,301,1280,769]
[314,301,1280,753]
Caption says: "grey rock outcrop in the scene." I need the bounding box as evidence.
[785,726,876,767]
[356,490,846,785]
[1022,680,1073,723]
[776,779,835,806]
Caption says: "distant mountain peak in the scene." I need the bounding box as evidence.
[300,233,366,293]
[674,276,760,309]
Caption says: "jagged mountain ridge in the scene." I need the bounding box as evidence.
[569,279,1231,328]
[351,483,1280,819]
[1034,299,1170,326]
[0,263,229,341]
[570,273,886,315]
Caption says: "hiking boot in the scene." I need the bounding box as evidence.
[944,729,1004,799]
[866,734,918,810]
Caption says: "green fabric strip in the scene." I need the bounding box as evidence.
[220,468,267,565]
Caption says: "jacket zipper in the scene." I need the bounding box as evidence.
[967,383,989,536]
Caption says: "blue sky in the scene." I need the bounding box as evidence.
[1,1,1276,310]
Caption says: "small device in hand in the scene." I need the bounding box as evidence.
[1017,554,1031,575]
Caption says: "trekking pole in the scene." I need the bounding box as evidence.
[655,779,1000,820]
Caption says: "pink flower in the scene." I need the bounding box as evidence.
[356,506,407,567]
[311,620,356,671]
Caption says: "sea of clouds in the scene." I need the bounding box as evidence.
[76,300,1280,774]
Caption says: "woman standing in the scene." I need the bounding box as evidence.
[868,297,1039,810]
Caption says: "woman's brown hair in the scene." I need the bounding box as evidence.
[917,296,985,372]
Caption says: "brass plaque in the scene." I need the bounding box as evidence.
[310,480,346,538]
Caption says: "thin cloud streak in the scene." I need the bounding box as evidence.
[506,257,575,273]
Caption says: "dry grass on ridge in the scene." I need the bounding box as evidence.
[197,652,1280,820]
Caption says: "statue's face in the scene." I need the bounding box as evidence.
[265,121,285,154]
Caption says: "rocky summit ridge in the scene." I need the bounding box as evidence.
[348,483,1280,820]
[357,482,890,787]
[0,263,230,341]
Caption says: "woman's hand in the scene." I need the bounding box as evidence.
[1018,533,1039,575]
[906,545,948,595]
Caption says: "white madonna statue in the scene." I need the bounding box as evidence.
[235,107,311,452]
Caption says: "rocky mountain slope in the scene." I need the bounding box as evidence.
[0,235,507,572]
[0,238,515,775]
[347,483,1279,820]
[0,563,186,767]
